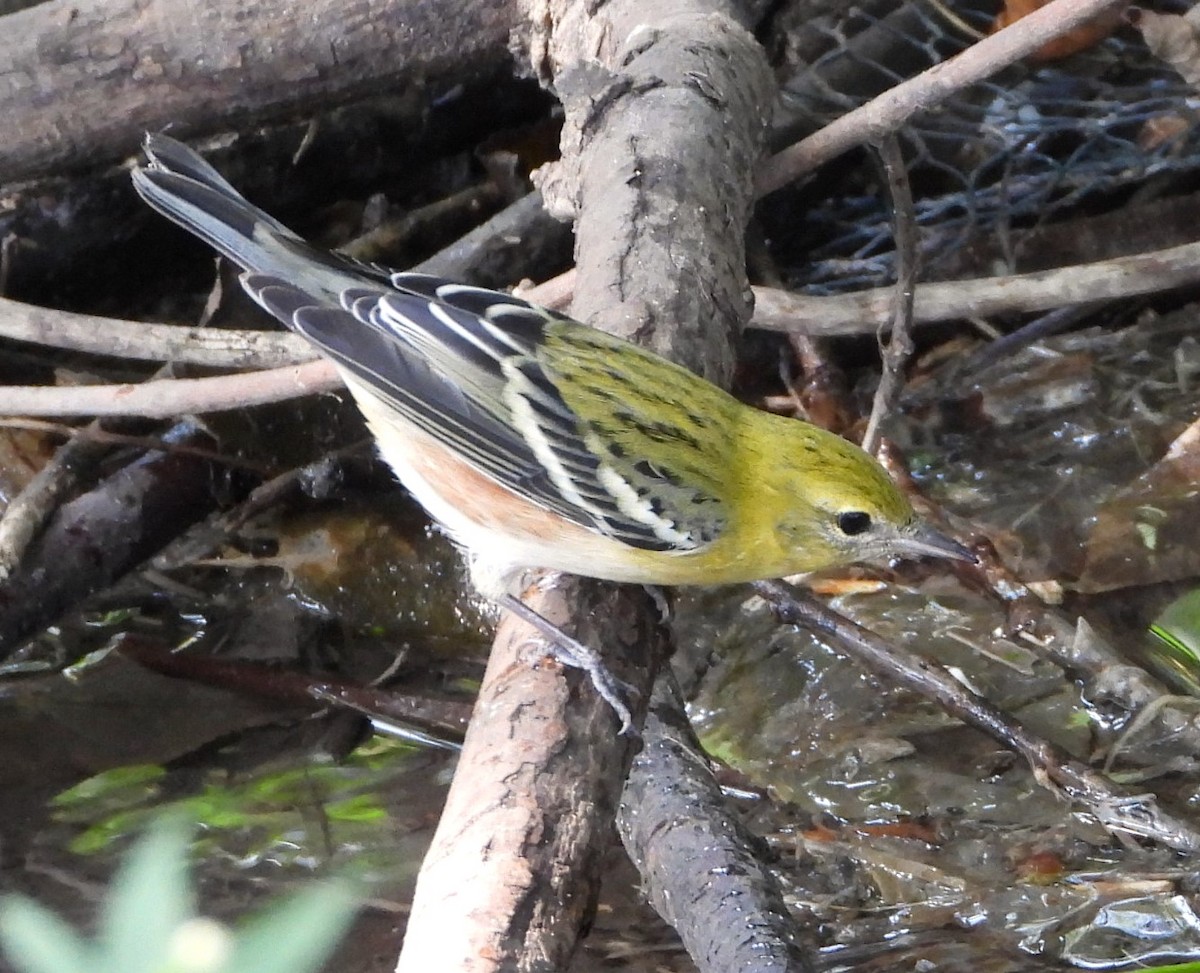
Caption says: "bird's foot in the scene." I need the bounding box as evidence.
[499,593,640,735]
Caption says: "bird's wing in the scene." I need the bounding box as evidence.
[133,135,726,552]
[253,272,722,552]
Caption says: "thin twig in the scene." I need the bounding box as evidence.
[0,359,341,417]
[756,0,1132,195]
[0,295,314,368]
[921,0,988,40]
[752,579,1200,853]
[950,302,1103,382]
[861,136,919,456]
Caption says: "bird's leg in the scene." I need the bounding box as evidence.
[496,593,639,735]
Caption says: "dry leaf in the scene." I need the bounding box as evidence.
[992,0,1127,62]
[1075,416,1200,591]
[1137,112,1193,153]
[1129,6,1200,89]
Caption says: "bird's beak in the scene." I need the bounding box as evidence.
[893,523,977,564]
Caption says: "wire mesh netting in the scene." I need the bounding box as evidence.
[766,0,1200,294]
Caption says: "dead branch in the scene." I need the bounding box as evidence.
[0,419,111,580]
[0,0,520,183]
[756,0,1133,194]
[7,227,1197,412]
[397,581,669,972]
[748,239,1200,335]
[0,360,341,418]
[412,191,574,289]
[861,135,919,456]
[531,5,770,385]
[752,579,1200,854]
[619,673,814,973]
[0,296,314,368]
[395,1,775,970]
[0,422,224,657]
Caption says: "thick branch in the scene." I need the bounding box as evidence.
[397,2,775,971]
[1,0,520,182]
[532,4,772,385]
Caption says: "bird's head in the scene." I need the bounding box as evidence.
[764,421,975,572]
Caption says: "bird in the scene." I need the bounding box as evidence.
[131,134,974,733]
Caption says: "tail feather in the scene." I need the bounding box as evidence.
[131,134,368,308]
[129,134,695,557]
[142,134,273,215]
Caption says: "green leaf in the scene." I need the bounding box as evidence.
[0,896,92,973]
[97,815,195,973]
[52,764,165,810]
[1148,587,1200,695]
[226,882,358,973]
[324,794,387,823]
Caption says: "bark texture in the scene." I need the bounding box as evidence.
[1,0,520,182]
[397,0,776,970]
[531,1,772,384]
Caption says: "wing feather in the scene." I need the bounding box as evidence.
[278,273,719,551]
[134,137,725,553]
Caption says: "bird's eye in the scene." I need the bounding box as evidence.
[837,511,872,536]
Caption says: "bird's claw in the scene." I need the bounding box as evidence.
[500,594,642,735]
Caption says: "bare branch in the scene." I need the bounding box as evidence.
[0,0,520,183]
[756,0,1132,195]
[0,419,110,580]
[0,360,340,418]
[861,135,918,456]
[0,295,314,368]
[748,240,1200,336]
[397,1,775,969]
[752,579,1200,853]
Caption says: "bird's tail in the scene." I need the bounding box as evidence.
[131,134,370,308]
